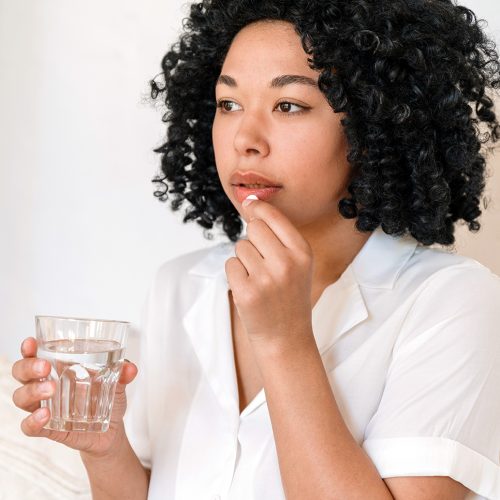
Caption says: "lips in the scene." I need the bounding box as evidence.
[232,185,282,203]
[230,170,282,188]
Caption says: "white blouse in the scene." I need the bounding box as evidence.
[124,226,500,500]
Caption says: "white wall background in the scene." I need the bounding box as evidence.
[1,0,499,363]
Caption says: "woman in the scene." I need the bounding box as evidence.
[11,0,500,498]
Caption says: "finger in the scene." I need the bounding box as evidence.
[241,198,307,252]
[245,218,287,262]
[114,361,138,397]
[20,407,54,438]
[12,379,55,412]
[233,239,264,276]
[225,256,250,293]
[11,357,51,384]
[118,361,138,385]
[21,337,38,358]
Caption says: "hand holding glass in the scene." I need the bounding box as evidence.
[35,315,129,432]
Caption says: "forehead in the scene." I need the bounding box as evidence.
[220,21,318,84]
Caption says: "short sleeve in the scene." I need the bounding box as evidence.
[123,285,153,470]
[362,264,500,499]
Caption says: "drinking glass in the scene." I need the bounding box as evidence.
[35,315,129,432]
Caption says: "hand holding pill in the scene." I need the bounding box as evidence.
[225,193,315,350]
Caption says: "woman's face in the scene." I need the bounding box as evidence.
[212,20,351,230]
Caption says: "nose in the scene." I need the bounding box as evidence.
[233,111,270,157]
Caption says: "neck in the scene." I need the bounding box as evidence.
[298,214,372,305]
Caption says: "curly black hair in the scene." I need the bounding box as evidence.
[149,0,500,246]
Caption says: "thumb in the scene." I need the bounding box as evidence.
[117,360,138,388]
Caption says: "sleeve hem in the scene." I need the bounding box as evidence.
[362,436,500,500]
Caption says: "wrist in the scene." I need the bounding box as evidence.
[80,422,129,464]
[250,325,316,360]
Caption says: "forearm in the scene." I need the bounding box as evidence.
[252,332,394,500]
[80,426,149,500]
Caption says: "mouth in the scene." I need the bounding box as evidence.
[231,184,282,203]
[232,183,280,188]
[229,170,282,189]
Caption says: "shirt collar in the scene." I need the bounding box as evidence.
[187,225,419,290]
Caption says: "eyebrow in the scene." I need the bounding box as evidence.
[216,74,319,89]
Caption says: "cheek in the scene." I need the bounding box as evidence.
[309,119,349,191]
[277,121,348,190]
[212,120,232,175]
[211,119,223,156]
[212,115,231,151]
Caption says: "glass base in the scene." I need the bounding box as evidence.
[43,418,110,433]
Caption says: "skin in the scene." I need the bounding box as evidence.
[212,19,372,305]
[11,338,150,499]
[11,337,137,453]
[214,20,470,499]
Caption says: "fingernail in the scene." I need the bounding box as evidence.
[34,408,47,421]
[242,194,258,207]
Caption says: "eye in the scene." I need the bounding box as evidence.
[216,100,242,113]
[216,99,308,116]
[276,101,305,114]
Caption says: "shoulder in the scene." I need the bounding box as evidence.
[399,244,500,300]
[150,242,234,291]
[139,243,233,322]
[155,245,217,277]
[396,246,500,351]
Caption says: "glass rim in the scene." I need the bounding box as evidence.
[35,314,130,325]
